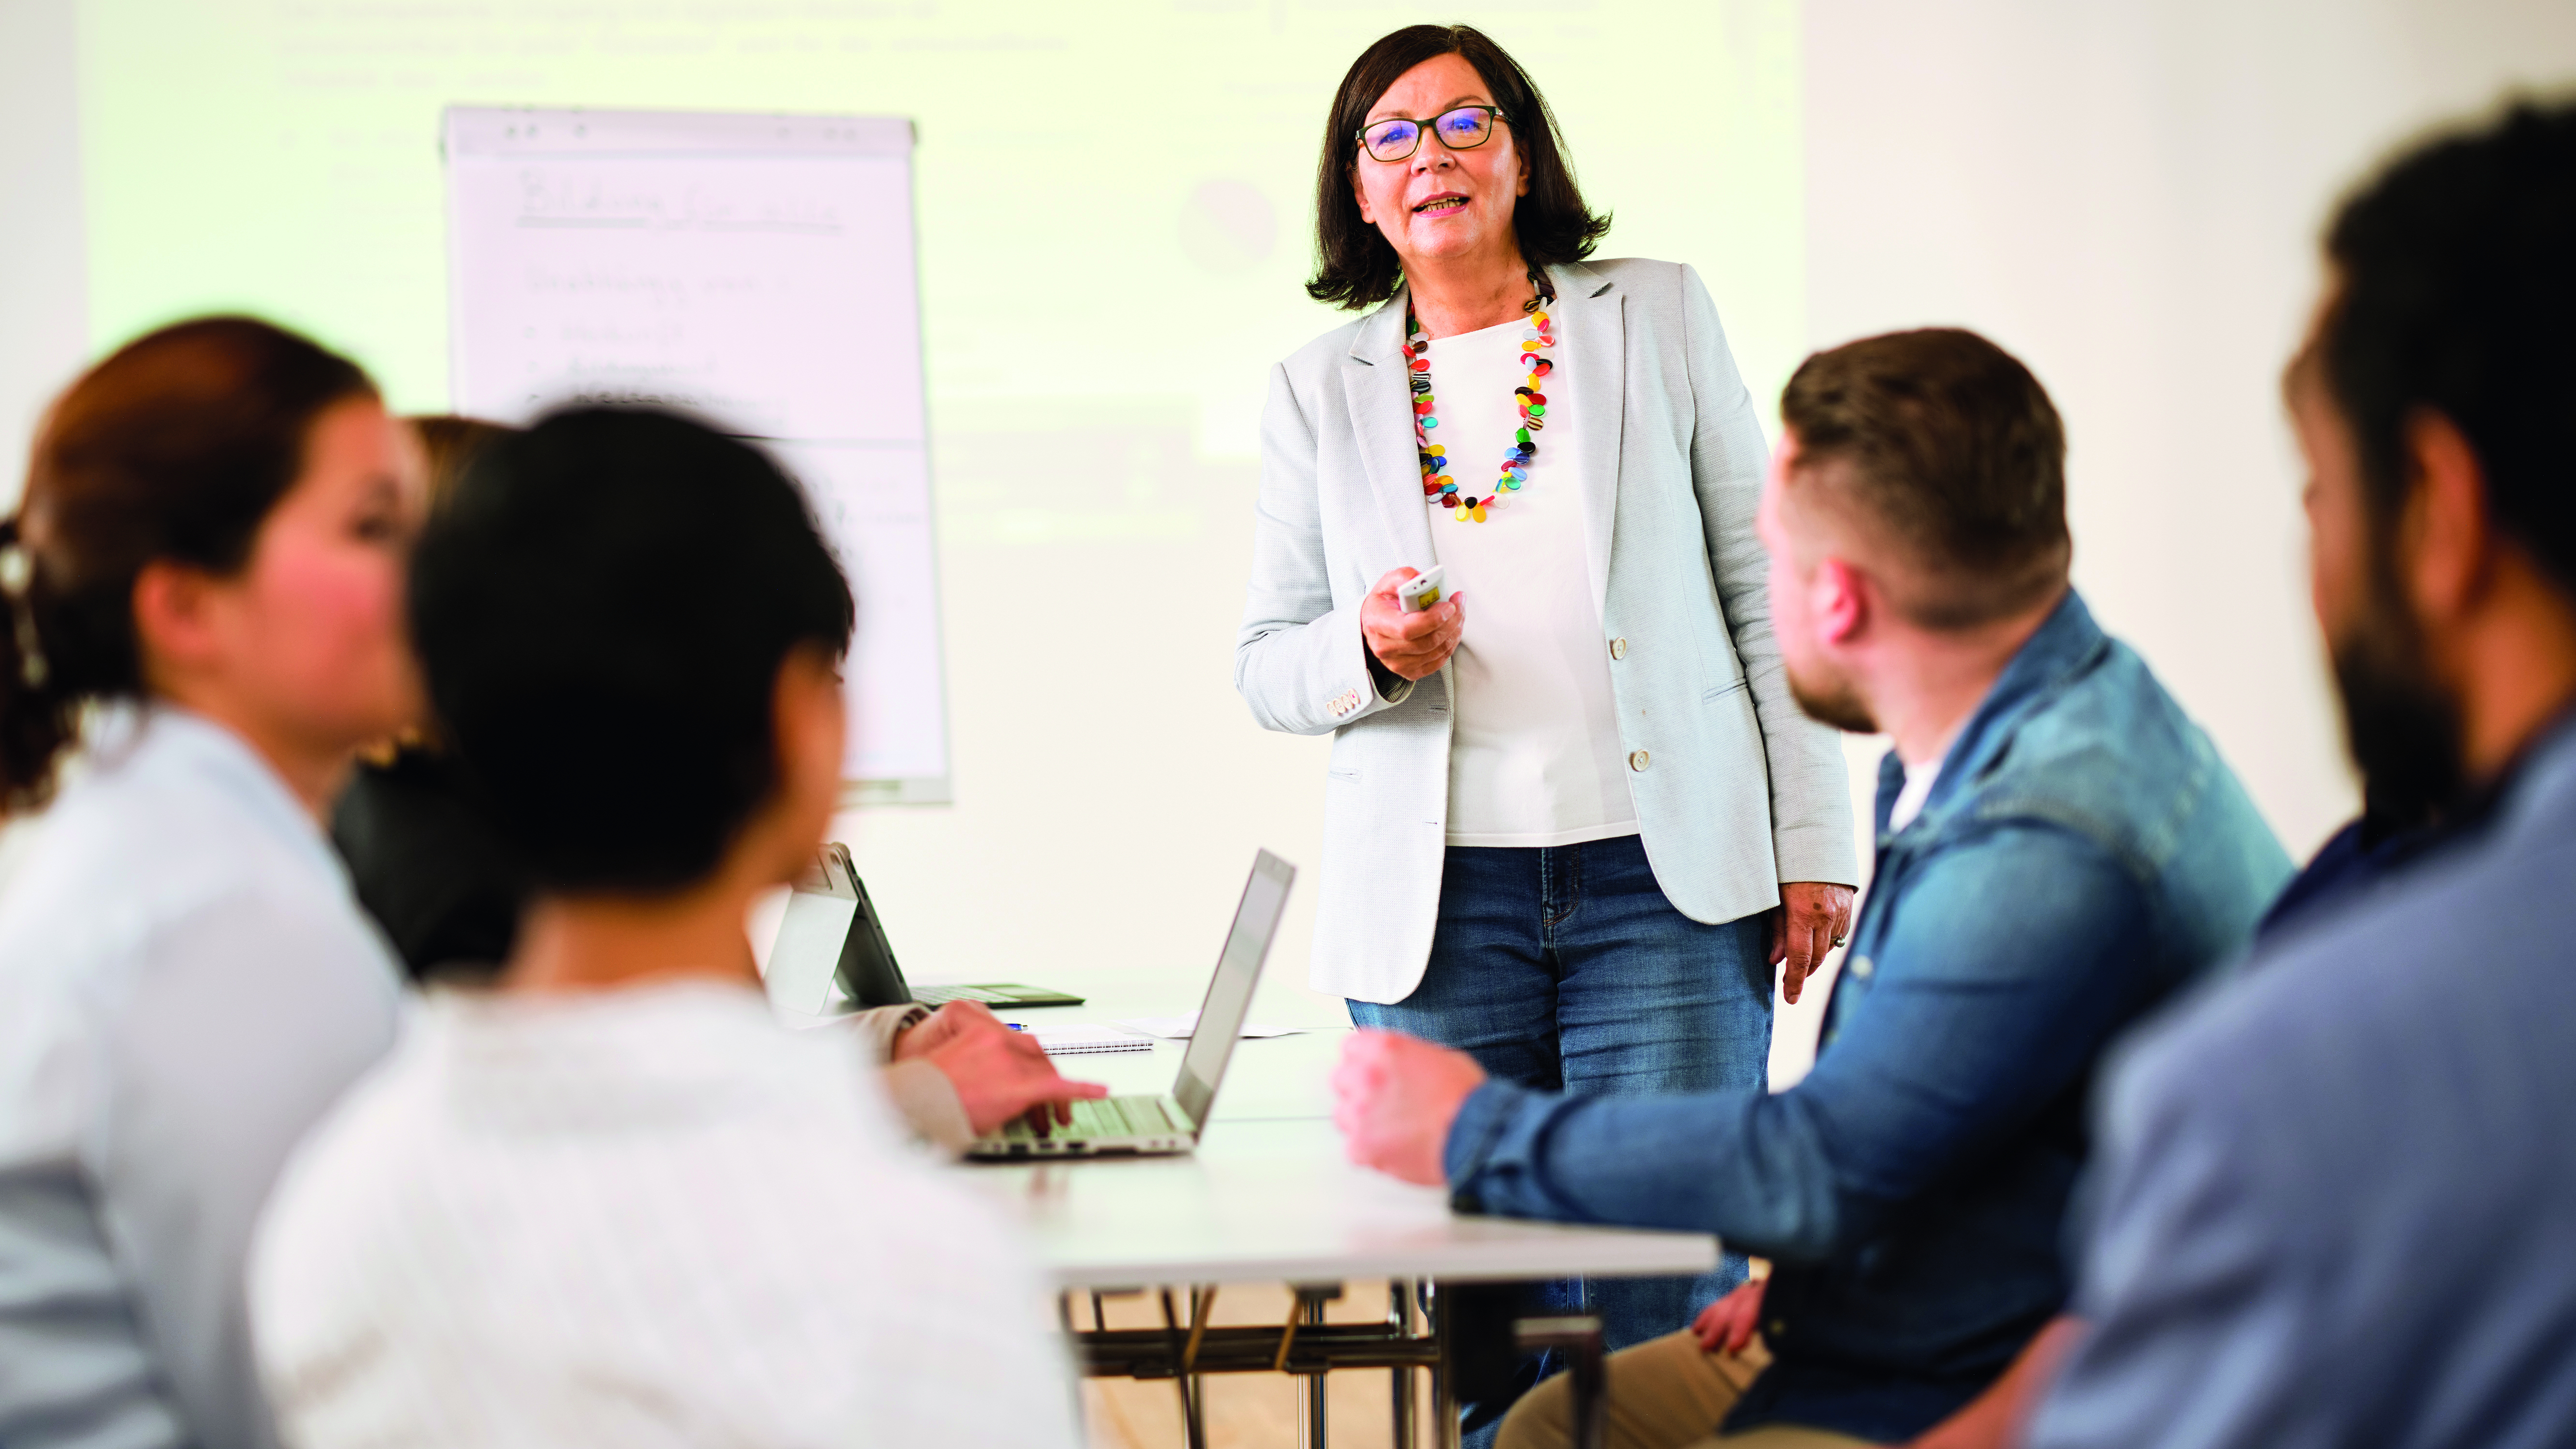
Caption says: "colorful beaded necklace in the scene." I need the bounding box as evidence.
[1408,275,1556,523]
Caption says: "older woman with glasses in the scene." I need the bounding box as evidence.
[1235,19,1858,1421]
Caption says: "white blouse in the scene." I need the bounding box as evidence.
[1421,311,1640,847]
[0,708,403,1449]
[251,981,1080,1449]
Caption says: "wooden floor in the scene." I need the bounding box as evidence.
[1077,1281,1437,1449]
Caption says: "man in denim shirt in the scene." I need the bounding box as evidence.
[1335,328,2289,1447]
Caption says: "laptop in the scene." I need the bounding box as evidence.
[909,982,1087,1009]
[761,844,1086,1014]
[965,849,1296,1161]
[762,844,912,1016]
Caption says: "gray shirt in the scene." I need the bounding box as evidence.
[2032,717,2576,1449]
[0,709,402,1449]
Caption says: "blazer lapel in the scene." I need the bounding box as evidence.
[1551,263,1624,619]
[1342,290,1437,572]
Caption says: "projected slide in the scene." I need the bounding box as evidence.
[69,0,1802,819]
[75,2,1805,480]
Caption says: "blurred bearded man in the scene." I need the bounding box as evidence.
[2031,98,2576,1449]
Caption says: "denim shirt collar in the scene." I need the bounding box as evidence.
[1875,588,2109,845]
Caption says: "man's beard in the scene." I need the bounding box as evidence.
[1786,655,1879,735]
[2328,582,2465,827]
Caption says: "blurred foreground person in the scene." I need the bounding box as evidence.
[328,415,524,981]
[1340,327,2288,1448]
[0,319,415,1449]
[330,415,1091,1150]
[2030,99,2576,1449]
[250,409,1082,1448]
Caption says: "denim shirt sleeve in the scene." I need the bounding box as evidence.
[1444,822,2158,1263]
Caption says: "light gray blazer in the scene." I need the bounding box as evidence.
[1236,258,1856,1005]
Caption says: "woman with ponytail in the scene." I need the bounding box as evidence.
[0,317,417,1449]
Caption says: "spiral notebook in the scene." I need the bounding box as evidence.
[1015,1024,1156,1056]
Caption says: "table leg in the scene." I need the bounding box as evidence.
[1515,1317,1606,1449]
[1296,1291,1330,1449]
[1158,1287,1210,1449]
[1430,1280,1461,1449]
[1390,1278,1417,1449]
[1068,1276,1450,1443]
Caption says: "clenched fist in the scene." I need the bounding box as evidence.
[1331,1029,1488,1185]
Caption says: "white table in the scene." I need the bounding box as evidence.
[910,984,1718,1449]
[976,1107,1714,1292]
[762,868,1723,1443]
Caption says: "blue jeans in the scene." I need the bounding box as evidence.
[1348,836,1770,1440]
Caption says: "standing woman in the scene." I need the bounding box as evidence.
[0,319,415,1449]
[1237,17,1857,1367]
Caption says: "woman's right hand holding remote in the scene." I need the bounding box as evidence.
[1361,566,1465,681]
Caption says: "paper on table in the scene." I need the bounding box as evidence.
[1015,1024,1156,1056]
[1111,1011,1311,1040]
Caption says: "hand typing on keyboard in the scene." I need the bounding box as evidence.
[1005,1097,1177,1141]
[892,1001,1109,1135]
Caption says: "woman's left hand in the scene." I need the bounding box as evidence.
[1769,881,1856,1005]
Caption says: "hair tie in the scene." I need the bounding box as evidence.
[0,516,29,601]
[0,516,48,688]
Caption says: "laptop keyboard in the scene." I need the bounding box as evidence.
[997,1096,1178,1141]
[912,983,1084,1007]
[916,985,1010,1004]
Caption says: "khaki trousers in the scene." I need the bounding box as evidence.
[1495,1332,1881,1449]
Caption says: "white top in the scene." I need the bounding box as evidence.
[0,708,403,1449]
[1888,754,1945,834]
[250,982,1080,1449]
[1421,313,1638,847]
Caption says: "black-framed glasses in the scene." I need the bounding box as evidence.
[1356,105,1506,164]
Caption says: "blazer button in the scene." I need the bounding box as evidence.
[1628,750,1650,772]
[1608,638,1627,660]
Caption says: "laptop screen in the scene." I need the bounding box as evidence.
[1172,850,1295,1131]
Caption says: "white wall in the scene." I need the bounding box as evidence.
[1769,0,2576,1085]
[0,0,86,492]
[1805,0,2576,856]
[7,2,2576,1046]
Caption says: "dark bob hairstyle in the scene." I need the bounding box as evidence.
[1306,24,1610,311]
